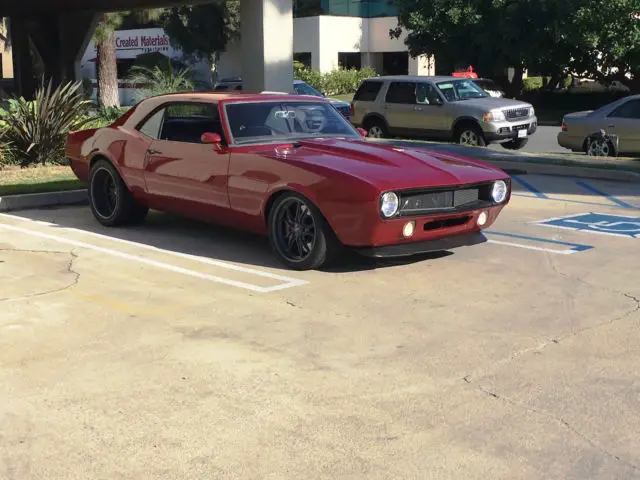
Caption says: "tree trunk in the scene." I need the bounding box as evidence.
[507,65,524,97]
[96,28,120,108]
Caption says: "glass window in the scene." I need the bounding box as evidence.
[138,109,165,139]
[294,82,323,97]
[415,83,442,105]
[608,99,640,119]
[385,82,416,104]
[225,101,359,145]
[436,79,488,102]
[353,80,383,102]
[157,102,223,144]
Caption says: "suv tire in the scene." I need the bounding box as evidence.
[502,138,528,150]
[455,123,486,147]
[364,117,388,139]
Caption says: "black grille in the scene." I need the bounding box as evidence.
[504,108,530,120]
[512,123,529,131]
[400,188,479,214]
[423,216,471,231]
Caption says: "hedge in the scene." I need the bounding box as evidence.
[294,62,378,96]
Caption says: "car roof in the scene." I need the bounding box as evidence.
[365,75,466,83]
[124,91,326,128]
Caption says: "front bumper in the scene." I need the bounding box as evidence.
[355,231,487,258]
[483,117,538,143]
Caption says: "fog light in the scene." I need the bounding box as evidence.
[477,211,488,226]
[403,221,415,237]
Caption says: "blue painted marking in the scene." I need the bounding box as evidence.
[574,179,636,209]
[537,212,640,238]
[486,231,594,251]
[511,175,548,199]
[511,193,640,211]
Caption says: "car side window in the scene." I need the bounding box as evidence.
[416,83,441,105]
[353,80,383,102]
[608,99,640,119]
[158,102,224,144]
[385,82,417,104]
[138,109,166,139]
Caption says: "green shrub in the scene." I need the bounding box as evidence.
[127,64,194,103]
[523,76,543,91]
[294,61,325,92]
[293,62,379,96]
[0,79,93,167]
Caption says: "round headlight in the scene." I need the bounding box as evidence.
[492,180,508,203]
[380,192,399,218]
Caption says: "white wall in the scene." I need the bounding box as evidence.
[368,17,406,53]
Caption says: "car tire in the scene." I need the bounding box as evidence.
[89,159,149,227]
[364,118,388,139]
[268,192,340,271]
[455,124,486,147]
[501,138,529,150]
[586,137,615,157]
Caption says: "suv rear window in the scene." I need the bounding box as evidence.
[353,80,383,102]
[385,82,416,104]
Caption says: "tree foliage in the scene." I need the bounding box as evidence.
[159,2,240,73]
[391,0,640,91]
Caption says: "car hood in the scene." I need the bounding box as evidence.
[327,98,350,107]
[259,138,507,190]
[454,97,531,109]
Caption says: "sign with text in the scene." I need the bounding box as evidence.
[536,213,640,238]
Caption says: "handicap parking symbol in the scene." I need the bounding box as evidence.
[536,213,640,238]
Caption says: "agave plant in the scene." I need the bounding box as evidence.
[127,64,195,103]
[0,79,92,167]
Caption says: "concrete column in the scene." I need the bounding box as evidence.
[408,54,436,76]
[241,0,293,92]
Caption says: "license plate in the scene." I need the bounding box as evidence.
[517,129,527,138]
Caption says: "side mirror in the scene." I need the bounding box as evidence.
[357,127,367,137]
[431,97,444,106]
[201,132,225,152]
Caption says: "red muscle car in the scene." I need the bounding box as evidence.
[65,92,511,270]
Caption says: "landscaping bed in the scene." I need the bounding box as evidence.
[0,166,84,196]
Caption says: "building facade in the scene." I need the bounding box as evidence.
[217,0,435,79]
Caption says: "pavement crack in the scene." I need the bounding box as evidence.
[463,376,639,472]
[0,249,81,303]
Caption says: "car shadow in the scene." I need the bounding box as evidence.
[9,206,454,274]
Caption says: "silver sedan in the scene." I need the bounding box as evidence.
[557,94,640,156]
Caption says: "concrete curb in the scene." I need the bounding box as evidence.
[0,189,88,212]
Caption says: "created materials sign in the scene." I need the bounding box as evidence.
[536,213,640,238]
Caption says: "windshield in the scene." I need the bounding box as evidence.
[294,82,323,97]
[225,101,360,145]
[436,79,489,101]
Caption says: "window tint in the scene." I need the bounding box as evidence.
[415,83,441,105]
[385,81,416,104]
[159,102,223,144]
[609,99,640,119]
[138,109,165,139]
[353,80,383,102]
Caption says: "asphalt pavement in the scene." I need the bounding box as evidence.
[490,125,567,154]
[1,174,639,479]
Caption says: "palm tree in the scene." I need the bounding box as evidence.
[93,9,164,108]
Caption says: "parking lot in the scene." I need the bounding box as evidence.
[1,174,639,479]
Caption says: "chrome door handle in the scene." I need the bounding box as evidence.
[147,148,161,155]
[414,106,423,111]
[607,124,615,128]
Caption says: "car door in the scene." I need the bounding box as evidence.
[382,81,418,136]
[604,98,640,154]
[139,102,231,212]
[414,81,448,138]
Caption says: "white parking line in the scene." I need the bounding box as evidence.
[487,239,578,255]
[0,215,308,293]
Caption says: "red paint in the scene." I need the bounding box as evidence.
[66,92,511,247]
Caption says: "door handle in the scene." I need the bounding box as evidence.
[414,106,423,111]
[608,124,616,128]
[147,148,161,155]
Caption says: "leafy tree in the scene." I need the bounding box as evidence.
[159,2,240,86]
[93,10,164,108]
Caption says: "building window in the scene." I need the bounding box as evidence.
[293,0,397,18]
[382,52,408,75]
[338,52,361,70]
[294,52,312,69]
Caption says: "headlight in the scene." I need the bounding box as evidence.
[483,110,506,122]
[492,180,508,203]
[380,192,399,218]
[528,106,535,117]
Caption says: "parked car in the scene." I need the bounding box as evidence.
[351,76,537,150]
[558,94,640,156]
[65,92,512,270]
[473,78,505,98]
[213,78,352,119]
